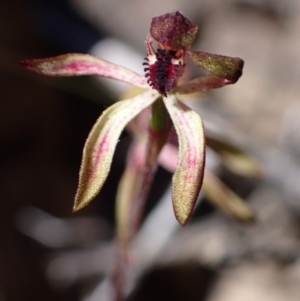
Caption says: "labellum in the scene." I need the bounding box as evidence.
[144,49,179,96]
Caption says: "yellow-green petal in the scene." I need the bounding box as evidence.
[206,135,262,177]
[163,95,205,225]
[73,89,159,211]
[203,171,255,222]
[187,50,244,83]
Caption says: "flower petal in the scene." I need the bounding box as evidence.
[206,135,262,177]
[150,11,198,49]
[187,50,244,83]
[175,75,230,94]
[116,138,147,258]
[163,95,205,225]
[116,98,171,250]
[158,142,178,172]
[73,89,159,211]
[203,171,255,222]
[19,53,149,88]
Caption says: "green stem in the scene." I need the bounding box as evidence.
[151,97,169,131]
[128,100,171,240]
[114,99,172,299]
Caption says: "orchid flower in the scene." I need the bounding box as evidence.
[20,12,244,232]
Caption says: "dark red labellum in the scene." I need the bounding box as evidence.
[144,49,178,96]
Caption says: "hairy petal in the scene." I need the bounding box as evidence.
[163,95,205,225]
[175,75,230,94]
[151,11,198,49]
[73,89,159,211]
[187,50,244,83]
[19,53,149,88]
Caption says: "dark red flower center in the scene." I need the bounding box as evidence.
[144,49,179,96]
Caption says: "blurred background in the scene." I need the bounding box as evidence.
[1,0,300,300]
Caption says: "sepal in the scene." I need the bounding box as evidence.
[187,51,244,83]
[73,90,159,211]
[19,53,149,88]
[163,95,205,225]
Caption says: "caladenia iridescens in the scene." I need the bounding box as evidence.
[20,11,244,257]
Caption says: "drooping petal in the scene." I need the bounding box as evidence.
[203,171,255,221]
[158,142,178,172]
[206,135,262,177]
[116,99,171,256]
[187,50,244,83]
[175,75,230,94]
[150,11,198,49]
[163,95,205,225]
[116,138,148,259]
[19,53,149,88]
[73,89,159,212]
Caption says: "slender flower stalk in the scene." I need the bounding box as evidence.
[19,12,244,252]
